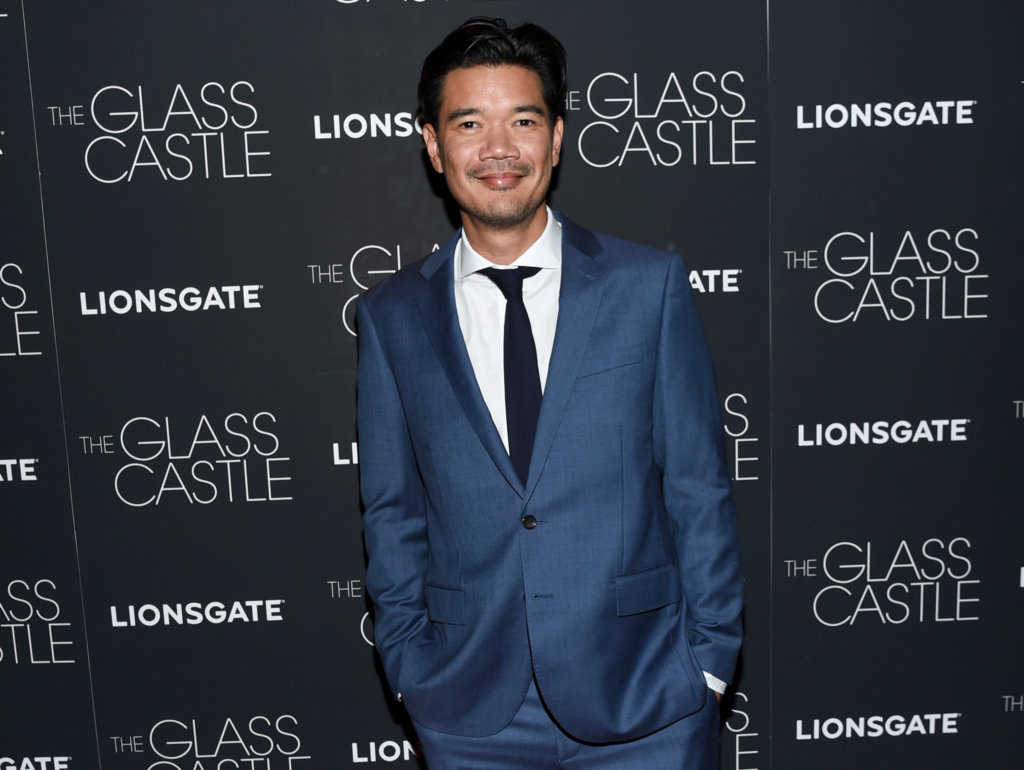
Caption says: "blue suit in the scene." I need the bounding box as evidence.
[356,214,743,745]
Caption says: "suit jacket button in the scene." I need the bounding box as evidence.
[522,515,538,530]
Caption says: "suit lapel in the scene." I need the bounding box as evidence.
[415,236,524,495]
[525,218,607,497]
[414,217,608,500]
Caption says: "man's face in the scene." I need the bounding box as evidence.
[423,64,564,235]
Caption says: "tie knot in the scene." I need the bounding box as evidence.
[480,266,541,300]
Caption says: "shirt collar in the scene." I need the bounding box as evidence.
[455,207,562,279]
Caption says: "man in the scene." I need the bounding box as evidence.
[357,17,742,769]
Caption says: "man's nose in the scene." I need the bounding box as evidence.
[480,124,519,160]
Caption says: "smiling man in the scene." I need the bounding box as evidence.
[356,17,743,769]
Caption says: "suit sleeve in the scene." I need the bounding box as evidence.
[652,254,744,687]
[356,295,431,698]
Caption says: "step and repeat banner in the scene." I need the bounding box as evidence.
[2,1,1021,768]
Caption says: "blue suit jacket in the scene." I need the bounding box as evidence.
[356,214,743,742]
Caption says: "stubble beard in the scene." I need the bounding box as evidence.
[454,162,547,231]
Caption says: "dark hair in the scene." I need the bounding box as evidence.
[417,17,567,128]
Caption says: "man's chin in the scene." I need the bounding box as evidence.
[464,201,544,231]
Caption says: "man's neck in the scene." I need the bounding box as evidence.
[461,207,549,265]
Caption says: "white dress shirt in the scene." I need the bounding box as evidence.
[454,207,562,453]
[451,207,727,696]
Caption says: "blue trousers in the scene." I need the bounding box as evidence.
[414,679,721,769]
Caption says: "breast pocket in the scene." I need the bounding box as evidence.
[576,343,645,380]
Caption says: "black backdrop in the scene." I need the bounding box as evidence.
[2,2,1022,768]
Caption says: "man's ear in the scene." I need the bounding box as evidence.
[423,123,444,173]
[551,116,564,167]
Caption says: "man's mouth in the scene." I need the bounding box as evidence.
[472,165,530,188]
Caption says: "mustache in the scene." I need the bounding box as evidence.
[469,162,533,177]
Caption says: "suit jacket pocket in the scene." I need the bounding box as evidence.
[615,563,681,616]
[576,343,645,379]
[425,583,467,625]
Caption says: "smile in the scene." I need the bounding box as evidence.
[475,171,525,188]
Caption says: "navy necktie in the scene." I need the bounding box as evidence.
[480,266,542,485]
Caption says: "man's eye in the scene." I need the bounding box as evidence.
[516,119,536,126]
[459,121,478,129]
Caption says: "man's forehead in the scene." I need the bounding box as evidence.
[439,64,546,109]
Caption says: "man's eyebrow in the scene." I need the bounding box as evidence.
[446,107,481,122]
[444,104,548,122]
